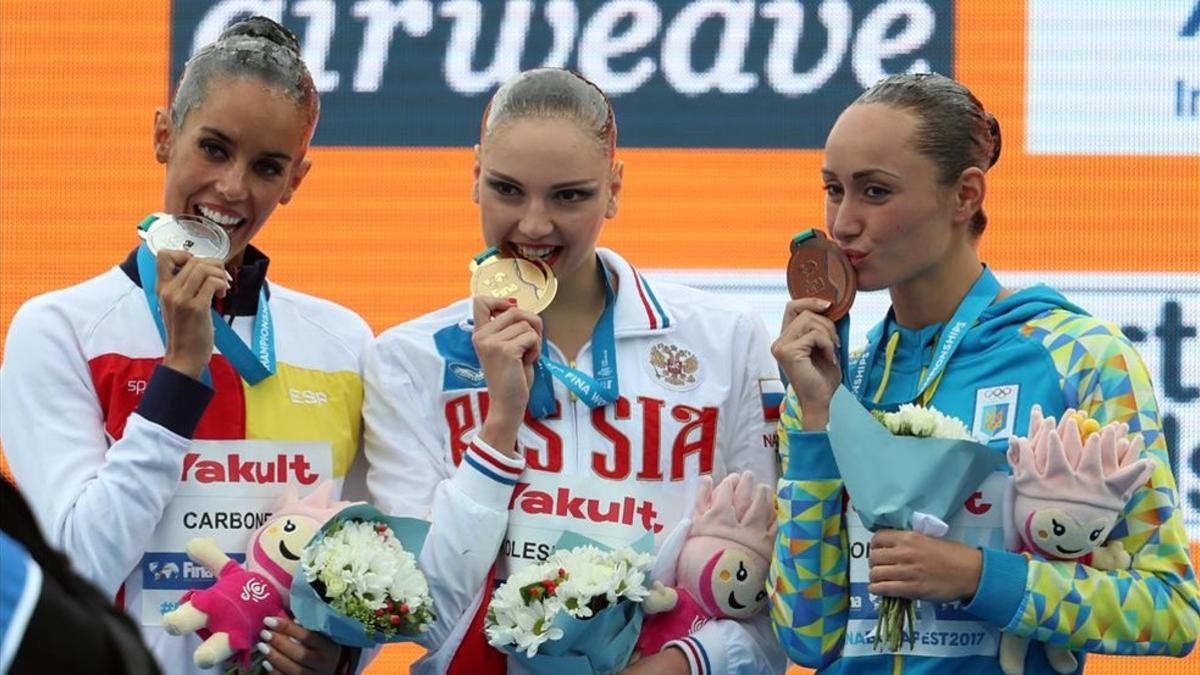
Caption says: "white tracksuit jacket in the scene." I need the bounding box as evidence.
[363,248,787,675]
[0,247,514,675]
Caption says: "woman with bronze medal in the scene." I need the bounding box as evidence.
[363,68,788,674]
[1,17,370,675]
[768,73,1198,674]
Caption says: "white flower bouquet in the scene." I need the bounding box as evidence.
[485,544,654,674]
[289,504,435,647]
[868,403,974,651]
[826,386,1005,652]
[872,403,975,441]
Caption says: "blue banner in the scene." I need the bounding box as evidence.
[170,0,953,148]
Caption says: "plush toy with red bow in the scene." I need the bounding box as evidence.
[161,482,351,669]
[635,471,777,656]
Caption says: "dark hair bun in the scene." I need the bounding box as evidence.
[986,112,1002,168]
[219,16,301,55]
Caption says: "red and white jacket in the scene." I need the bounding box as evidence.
[0,248,378,674]
[363,248,786,675]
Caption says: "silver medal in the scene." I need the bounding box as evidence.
[138,213,230,261]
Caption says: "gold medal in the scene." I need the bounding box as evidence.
[469,249,558,314]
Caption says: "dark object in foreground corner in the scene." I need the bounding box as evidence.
[0,476,162,675]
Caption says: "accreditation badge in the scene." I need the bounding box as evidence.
[842,472,1009,659]
[132,440,333,626]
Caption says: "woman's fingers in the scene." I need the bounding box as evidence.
[201,273,230,301]
[516,330,542,367]
[473,297,543,332]
[154,249,193,290]
[472,295,514,326]
[781,298,833,329]
[258,616,341,674]
[779,327,837,365]
[161,256,228,308]
[473,301,543,338]
[779,308,840,348]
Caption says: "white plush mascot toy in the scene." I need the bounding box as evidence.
[1000,407,1154,675]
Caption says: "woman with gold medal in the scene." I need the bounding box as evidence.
[363,68,788,674]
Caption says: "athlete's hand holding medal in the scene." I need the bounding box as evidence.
[469,247,556,456]
[139,213,232,380]
[772,229,857,430]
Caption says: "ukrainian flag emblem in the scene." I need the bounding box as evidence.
[982,403,1009,435]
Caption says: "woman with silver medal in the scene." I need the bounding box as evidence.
[0,16,372,675]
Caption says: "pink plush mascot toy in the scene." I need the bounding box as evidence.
[636,471,777,656]
[999,406,1154,675]
[161,482,351,669]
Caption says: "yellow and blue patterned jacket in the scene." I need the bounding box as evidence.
[769,284,1200,674]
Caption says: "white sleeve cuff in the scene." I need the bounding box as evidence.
[450,437,525,511]
[664,626,727,675]
[668,617,785,675]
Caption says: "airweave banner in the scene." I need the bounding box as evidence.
[169,0,954,147]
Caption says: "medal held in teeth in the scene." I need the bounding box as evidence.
[469,246,558,314]
[137,212,231,262]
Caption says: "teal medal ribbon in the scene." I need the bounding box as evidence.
[136,243,276,385]
[526,269,619,418]
[847,267,1001,404]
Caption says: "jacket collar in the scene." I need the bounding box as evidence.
[597,248,675,336]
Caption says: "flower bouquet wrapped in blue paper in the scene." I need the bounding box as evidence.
[484,531,655,675]
[290,503,435,647]
[826,385,1006,651]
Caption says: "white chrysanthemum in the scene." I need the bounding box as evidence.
[301,519,433,624]
[610,549,654,601]
[388,558,430,606]
[487,597,563,658]
[878,404,974,441]
[556,561,619,617]
[609,548,654,572]
[932,413,974,441]
[483,545,653,657]
[897,404,937,436]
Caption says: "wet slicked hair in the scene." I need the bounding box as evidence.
[170,16,319,147]
[481,68,617,157]
[855,73,1002,236]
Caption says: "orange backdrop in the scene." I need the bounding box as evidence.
[1,1,1196,673]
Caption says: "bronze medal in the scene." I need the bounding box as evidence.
[469,251,558,314]
[787,229,857,321]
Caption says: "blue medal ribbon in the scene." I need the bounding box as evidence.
[847,266,1001,404]
[526,270,619,418]
[136,243,276,386]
